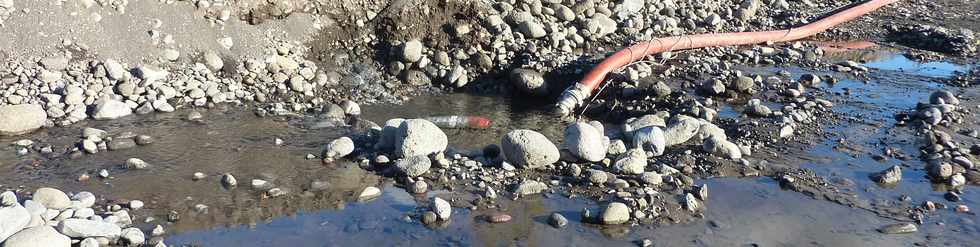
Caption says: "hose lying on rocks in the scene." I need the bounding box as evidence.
[555,0,900,116]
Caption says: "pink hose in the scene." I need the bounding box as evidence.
[555,0,900,115]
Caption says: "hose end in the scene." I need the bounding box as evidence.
[468,117,492,129]
[553,82,591,117]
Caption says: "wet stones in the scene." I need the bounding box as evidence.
[745,99,771,117]
[410,180,428,194]
[513,180,548,196]
[486,212,512,223]
[509,69,548,96]
[0,104,47,136]
[799,73,821,86]
[918,107,943,126]
[421,211,438,225]
[952,156,974,169]
[871,165,902,184]
[395,155,432,177]
[929,90,959,105]
[564,122,606,162]
[701,79,726,95]
[358,187,382,202]
[324,137,355,160]
[733,75,756,93]
[501,130,560,169]
[221,173,238,188]
[548,212,568,228]
[108,138,137,150]
[684,193,701,212]
[395,119,448,158]
[125,158,149,170]
[877,223,917,234]
[251,179,271,190]
[631,126,665,156]
[949,173,967,188]
[600,202,630,225]
[927,162,953,180]
[432,197,451,221]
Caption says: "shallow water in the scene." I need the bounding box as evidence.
[1,50,978,246]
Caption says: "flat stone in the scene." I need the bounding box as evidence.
[878,223,917,234]
[325,137,355,159]
[358,187,382,202]
[57,219,122,238]
[2,226,70,247]
[0,104,47,136]
[92,100,132,120]
[512,180,548,196]
[0,204,31,243]
[32,188,70,210]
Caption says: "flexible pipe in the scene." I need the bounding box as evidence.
[555,0,900,116]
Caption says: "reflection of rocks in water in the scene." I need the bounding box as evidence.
[470,198,549,246]
[164,163,382,233]
[816,41,892,64]
[598,225,631,238]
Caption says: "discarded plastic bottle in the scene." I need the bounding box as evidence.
[425,116,492,129]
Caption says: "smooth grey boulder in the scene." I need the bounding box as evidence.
[502,130,560,169]
[663,115,701,146]
[564,122,606,162]
[394,119,448,158]
[632,126,666,156]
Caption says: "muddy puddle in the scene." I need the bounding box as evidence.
[1,49,978,246]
